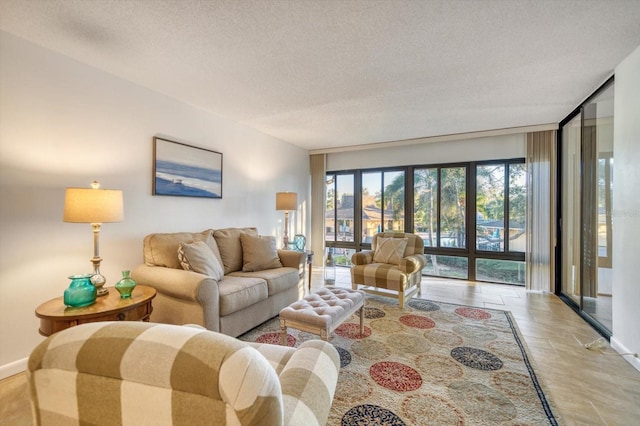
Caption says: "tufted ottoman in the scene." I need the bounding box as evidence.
[279,287,365,345]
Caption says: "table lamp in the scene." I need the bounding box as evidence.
[63,181,124,296]
[276,192,297,248]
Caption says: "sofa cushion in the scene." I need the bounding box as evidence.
[214,227,258,274]
[229,267,299,296]
[240,234,283,272]
[144,230,222,269]
[373,237,409,265]
[178,241,225,281]
[218,275,268,316]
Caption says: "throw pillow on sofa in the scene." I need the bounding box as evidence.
[178,241,225,280]
[214,227,258,274]
[240,234,283,272]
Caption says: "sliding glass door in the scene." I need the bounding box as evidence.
[559,78,614,335]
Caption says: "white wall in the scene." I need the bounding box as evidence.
[0,32,310,376]
[612,45,640,371]
[327,133,525,171]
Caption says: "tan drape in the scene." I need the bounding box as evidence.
[310,154,326,266]
[526,130,557,292]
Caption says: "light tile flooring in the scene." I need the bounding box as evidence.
[2,269,639,425]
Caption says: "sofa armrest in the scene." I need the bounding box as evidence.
[280,340,340,426]
[131,264,220,302]
[351,250,374,265]
[399,253,427,274]
[278,249,305,273]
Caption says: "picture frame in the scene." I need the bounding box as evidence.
[153,137,222,199]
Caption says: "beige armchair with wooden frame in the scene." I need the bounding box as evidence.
[350,232,426,308]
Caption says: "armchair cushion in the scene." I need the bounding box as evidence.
[178,240,225,280]
[240,234,283,272]
[373,237,409,265]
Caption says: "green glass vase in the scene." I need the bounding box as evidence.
[115,270,136,298]
[63,274,97,307]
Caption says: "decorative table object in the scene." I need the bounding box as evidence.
[63,274,96,307]
[324,249,336,284]
[115,270,137,298]
[293,234,306,251]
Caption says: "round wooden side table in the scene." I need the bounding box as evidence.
[35,285,156,336]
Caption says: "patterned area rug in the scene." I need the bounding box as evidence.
[240,295,558,425]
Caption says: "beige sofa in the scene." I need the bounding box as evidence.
[132,227,305,337]
[28,321,340,426]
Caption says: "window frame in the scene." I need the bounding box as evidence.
[326,158,526,283]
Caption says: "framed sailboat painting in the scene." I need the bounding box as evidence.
[153,137,222,199]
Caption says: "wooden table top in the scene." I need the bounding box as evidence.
[35,285,156,320]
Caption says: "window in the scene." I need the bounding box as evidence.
[440,167,467,249]
[325,173,355,243]
[326,158,526,284]
[413,168,438,247]
[476,162,526,253]
[362,170,405,243]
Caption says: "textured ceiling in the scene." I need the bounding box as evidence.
[1,0,639,150]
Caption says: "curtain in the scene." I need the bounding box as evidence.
[310,154,326,266]
[526,130,557,292]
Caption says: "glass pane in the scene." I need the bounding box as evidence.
[325,174,335,242]
[333,247,356,267]
[414,168,438,247]
[583,83,614,331]
[597,156,612,264]
[362,172,381,243]
[423,255,468,279]
[440,167,466,248]
[384,171,405,232]
[561,115,582,306]
[598,158,607,258]
[476,164,505,252]
[336,174,354,242]
[508,163,527,252]
[476,258,526,285]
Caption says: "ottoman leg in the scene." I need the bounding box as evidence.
[359,305,365,335]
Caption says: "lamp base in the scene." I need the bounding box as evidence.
[90,271,108,296]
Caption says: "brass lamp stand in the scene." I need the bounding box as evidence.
[276,192,297,248]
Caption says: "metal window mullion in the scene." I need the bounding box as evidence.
[504,163,510,253]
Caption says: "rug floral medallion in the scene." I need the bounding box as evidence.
[240,295,559,426]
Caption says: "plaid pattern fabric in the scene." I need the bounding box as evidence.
[372,232,424,256]
[351,233,426,308]
[28,322,339,426]
[372,237,408,265]
[351,250,373,265]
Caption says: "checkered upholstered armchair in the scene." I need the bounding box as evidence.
[351,232,427,308]
[28,321,339,426]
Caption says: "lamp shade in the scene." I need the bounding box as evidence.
[63,187,124,223]
[276,192,297,211]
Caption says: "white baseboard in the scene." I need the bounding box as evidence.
[0,357,28,380]
[610,336,640,372]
